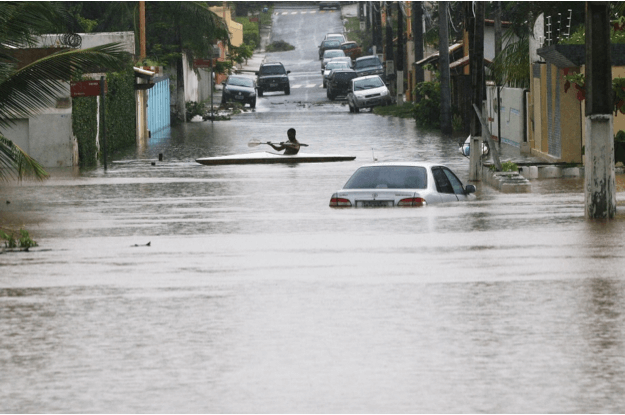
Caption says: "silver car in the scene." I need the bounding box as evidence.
[346,75,391,112]
[322,49,346,70]
[329,162,476,208]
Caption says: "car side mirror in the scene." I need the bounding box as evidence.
[465,184,476,194]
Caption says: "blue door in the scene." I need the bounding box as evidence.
[147,76,171,140]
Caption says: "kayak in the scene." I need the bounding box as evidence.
[196,151,356,166]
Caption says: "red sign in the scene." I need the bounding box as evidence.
[70,80,105,97]
[194,58,213,68]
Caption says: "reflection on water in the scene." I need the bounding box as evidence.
[2,110,625,412]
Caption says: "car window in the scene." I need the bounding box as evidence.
[322,40,341,48]
[353,77,384,90]
[260,65,286,75]
[442,167,466,195]
[228,77,254,87]
[326,62,348,70]
[324,50,345,58]
[335,72,357,82]
[431,167,454,194]
[354,58,381,69]
[343,166,428,190]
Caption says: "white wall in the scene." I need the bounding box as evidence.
[486,86,526,147]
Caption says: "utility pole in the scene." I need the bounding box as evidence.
[396,2,404,104]
[585,1,616,218]
[467,2,485,180]
[385,3,394,95]
[139,1,146,60]
[412,1,424,102]
[494,0,502,146]
[439,1,452,135]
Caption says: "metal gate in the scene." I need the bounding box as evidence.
[147,76,170,140]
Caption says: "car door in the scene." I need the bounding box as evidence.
[431,167,459,202]
[441,167,471,200]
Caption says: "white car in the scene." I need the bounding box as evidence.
[324,33,346,43]
[346,75,391,112]
[322,60,351,88]
[329,162,476,208]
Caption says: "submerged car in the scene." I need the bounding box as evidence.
[221,75,256,108]
[329,162,476,208]
[346,75,391,112]
[322,60,351,88]
[255,62,290,96]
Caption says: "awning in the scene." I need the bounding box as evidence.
[415,42,463,66]
[449,55,493,70]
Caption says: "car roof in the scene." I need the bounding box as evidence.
[341,41,358,45]
[355,55,380,61]
[353,75,383,81]
[356,161,443,169]
[332,68,356,73]
[262,62,284,66]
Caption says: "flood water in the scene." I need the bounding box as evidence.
[3,4,625,412]
[3,108,625,413]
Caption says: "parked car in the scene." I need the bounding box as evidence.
[322,49,346,70]
[326,69,358,100]
[324,33,346,43]
[255,62,290,96]
[346,75,391,112]
[221,75,257,108]
[318,39,342,60]
[353,55,384,79]
[329,162,476,208]
[319,2,341,10]
[322,60,351,88]
[340,41,362,60]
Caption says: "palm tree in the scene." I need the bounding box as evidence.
[0,1,128,181]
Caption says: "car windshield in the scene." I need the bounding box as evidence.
[353,77,384,90]
[227,77,254,87]
[354,58,381,69]
[324,50,345,58]
[322,40,341,48]
[260,65,286,75]
[343,166,428,189]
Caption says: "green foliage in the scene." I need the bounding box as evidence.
[0,228,37,249]
[228,44,254,65]
[186,101,207,120]
[489,161,518,172]
[373,102,417,118]
[561,16,625,45]
[72,94,99,166]
[72,65,136,166]
[413,80,441,129]
[265,40,295,52]
[491,32,529,88]
[615,130,625,142]
[235,16,260,49]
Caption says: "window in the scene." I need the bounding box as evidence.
[442,167,466,195]
[344,166,428,190]
[431,167,454,194]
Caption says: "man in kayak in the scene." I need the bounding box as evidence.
[267,128,300,155]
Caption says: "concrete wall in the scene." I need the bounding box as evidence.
[0,108,76,168]
[37,32,136,55]
[486,86,526,147]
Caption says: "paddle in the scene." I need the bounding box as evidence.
[248,139,308,147]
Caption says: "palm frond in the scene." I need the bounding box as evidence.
[0,134,48,181]
[0,43,129,130]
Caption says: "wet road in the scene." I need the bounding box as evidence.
[2,4,625,413]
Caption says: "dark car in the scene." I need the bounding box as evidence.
[326,69,358,101]
[221,75,257,108]
[255,62,290,96]
[319,2,341,10]
[318,39,342,60]
[353,55,384,79]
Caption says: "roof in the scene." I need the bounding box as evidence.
[449,55,493,70]
[415,42,463,66]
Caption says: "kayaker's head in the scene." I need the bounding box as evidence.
[287,128,296,142]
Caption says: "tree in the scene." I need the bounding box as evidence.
[0,1,128,181]
[439,1,452,135]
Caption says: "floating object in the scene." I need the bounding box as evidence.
[195,151,356,166]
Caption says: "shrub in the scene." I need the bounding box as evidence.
[265,40,295,52]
